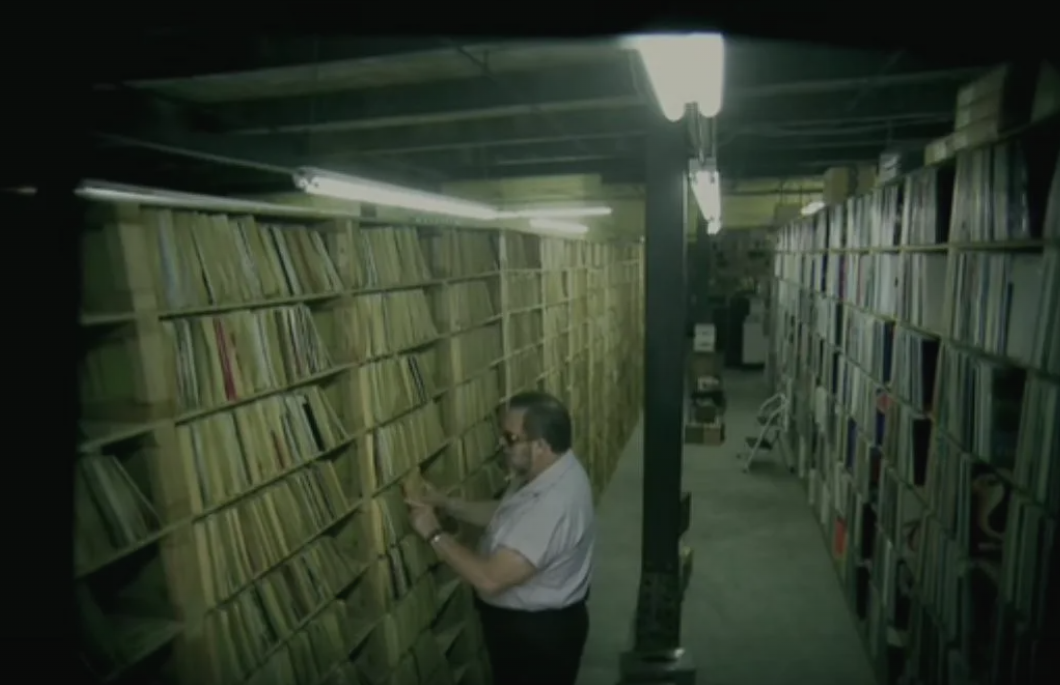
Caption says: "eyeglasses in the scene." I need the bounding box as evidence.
[501,431,530,447]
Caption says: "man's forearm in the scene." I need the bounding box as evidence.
[431,533,498,594]
[443,498,498,527]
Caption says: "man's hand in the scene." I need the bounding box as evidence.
[418,480,450,508]
[407,499,442,540]
[406,478,449,510]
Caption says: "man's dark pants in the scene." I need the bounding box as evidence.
[475,596,590,685]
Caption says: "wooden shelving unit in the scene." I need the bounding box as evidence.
[76,190,644,685]
[770,118,1060,685]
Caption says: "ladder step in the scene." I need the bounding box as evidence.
[744,436,773,450]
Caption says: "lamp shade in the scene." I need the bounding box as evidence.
[629,33,725,121]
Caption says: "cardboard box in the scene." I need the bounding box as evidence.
[693,323,716,352]
[684,420,725,446]
[691,402,718,424]
[957,66,1010,108]
[955,92,1006,129]
[694,375,722,392]
[689,351,720,379]
[855,165,876,193]
[822,165,876,205]
[693,338,715,353]
[691,372,724,400]
[954,63,1038,135]
[924,135,954,165]
[951,118,1003,153]
[822,167,854,205]
[693,323,715,336]
[1032,61,1060,122]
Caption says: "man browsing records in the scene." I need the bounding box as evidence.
[406,391,595,685]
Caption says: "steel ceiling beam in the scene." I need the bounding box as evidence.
[91,75,456,184]
[326,108,651,155]
[87,48,970,193]
[393,138,895,182]
[105,156,638,188]
[723,159,881,179]
[719,40,989,91]
[246,105,945,161]
[93,125,451,188]
[88,154,445,196]
[125,83,956,170]
[109,137,895,189]
[185,61,641,134]
[722,120,951,150]
[734,111,952,130]
[733,66,980,99]
[369,130,914,177]
[91,37,465,85]
[718,80,959,128]
[92,113,927,191]
[445,41,598,160]
[417,157,643,182]
[723,142,889,166]
[144,60,973,136]
[351,137,642,171]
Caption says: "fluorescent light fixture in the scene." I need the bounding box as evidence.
[626,33,726,120]
[801,201,825,216]
[529,218,589,235]
[294,167,499,221]
[496,206,612,219]
[77,181,229,207]
[689,165,722,225]
[75,180,320,216]
[292,168,609,227]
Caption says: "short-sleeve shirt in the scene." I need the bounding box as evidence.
[477,451,595,611]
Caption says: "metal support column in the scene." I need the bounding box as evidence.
[619,117,695,684]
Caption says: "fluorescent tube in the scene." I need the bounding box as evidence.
[496,206,612,219]
[77,181,234,207]
[689,167,722,225]
[293,167,499,220]
[627,33,726,121]
[76,180,320,216]
[529,218,589,235]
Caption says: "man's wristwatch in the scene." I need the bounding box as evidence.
[425,529,445,545]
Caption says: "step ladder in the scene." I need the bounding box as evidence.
[736,392,787,473]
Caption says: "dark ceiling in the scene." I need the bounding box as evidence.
[86,35,996,196]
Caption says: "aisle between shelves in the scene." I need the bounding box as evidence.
[770,122,1060,685]
[75,198,644,685]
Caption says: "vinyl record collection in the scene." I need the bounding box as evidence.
[76,193,644,685]
[771,127,1060,685]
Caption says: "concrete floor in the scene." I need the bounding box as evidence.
[578,370,876,685]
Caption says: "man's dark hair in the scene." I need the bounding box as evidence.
[507,391,573,454]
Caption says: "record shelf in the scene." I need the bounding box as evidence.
[770,119,1060,685]
[76,187,644,685]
